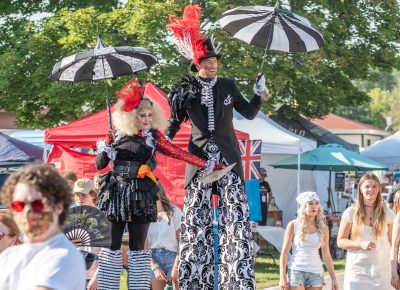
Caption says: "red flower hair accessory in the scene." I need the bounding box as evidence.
[166,5,208,66]
[115,79,143,112]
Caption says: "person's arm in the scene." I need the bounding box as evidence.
[156,133,207,168]
[95,131,115,170]
[171,228,181,282]
[164,82,190,141]
[148,236,168,283]
[337,218,375,251]
[164,117,184,141]
[321,225,338,290]
[391,212,400,289]
[389,222,394,246]
[279,221,294,290]
[232,80,261,120]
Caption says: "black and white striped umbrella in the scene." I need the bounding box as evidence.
[219,4,324,53]
[50,35,158,82]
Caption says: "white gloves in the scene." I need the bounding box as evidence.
[253,73,272,101]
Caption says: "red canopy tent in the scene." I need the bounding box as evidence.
[45,83,249,206]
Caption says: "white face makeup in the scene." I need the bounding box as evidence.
[137,108,152,131]
[12,183,61,243]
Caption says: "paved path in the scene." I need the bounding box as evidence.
[263,272,344,290]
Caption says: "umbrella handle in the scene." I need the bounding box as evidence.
[106,96,113,131]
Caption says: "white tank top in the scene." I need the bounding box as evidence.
[287,220,324,274]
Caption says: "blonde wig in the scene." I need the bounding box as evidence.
[351,173,386,239]
[297,202,325,246]
[112,97,164,136]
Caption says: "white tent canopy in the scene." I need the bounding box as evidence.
[233,111,316,154]
[233,111,317,225]
[361,130,400,168]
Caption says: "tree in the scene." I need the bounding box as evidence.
[1,0,400,128]
[336,70,400,132]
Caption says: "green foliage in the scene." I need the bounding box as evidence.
[337,69,400,131]
[1,0,400,128]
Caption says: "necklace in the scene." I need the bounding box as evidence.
[366,208,374,226]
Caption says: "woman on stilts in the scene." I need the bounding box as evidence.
[95,78,221,290]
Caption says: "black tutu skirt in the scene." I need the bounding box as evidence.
[98,173,158,223]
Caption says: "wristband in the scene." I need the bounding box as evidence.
[151,263,160,271]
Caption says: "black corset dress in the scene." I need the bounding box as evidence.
[96,135,159,223]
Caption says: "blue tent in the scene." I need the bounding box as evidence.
[0,132,43,167]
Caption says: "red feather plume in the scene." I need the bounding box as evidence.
[115,79,143,112]
[166,5,208,66]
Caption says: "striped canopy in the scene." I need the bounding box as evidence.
[219,5,324,52]
[50,35,158,82]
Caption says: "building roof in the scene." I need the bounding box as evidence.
[0,112,18,130]
[312,114,385,132]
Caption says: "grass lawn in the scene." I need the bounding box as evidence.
[119,250,346,290]
[255,248,346,289]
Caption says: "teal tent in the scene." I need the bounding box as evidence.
[271,144,388,211]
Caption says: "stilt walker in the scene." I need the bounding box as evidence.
[95,78,223,290]
[165,5,272,290]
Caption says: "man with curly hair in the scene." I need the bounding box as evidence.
[0,163,86,290]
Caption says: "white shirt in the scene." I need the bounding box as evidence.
[287,220,324,274]
[148,205,182,252]
[0,233,86,290]
[342,206,394,290]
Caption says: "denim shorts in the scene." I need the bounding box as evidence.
[288,268,324,288]
[150,248,177,279]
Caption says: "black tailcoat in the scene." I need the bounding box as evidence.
[165,77,261,187]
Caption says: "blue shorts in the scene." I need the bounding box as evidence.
[150,249,177,279]
[288,269,324,288]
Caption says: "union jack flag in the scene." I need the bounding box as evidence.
[239,139,262,180]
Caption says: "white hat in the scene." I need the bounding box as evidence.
[73,178,95,195]
[296,191,320,206]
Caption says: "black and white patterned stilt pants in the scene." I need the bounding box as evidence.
[179,139,255,290]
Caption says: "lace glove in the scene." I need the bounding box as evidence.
[253,73,272,101]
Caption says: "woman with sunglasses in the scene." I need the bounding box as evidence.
[95,78,221,290]
[0,214,22,253]
[0,164,86,290]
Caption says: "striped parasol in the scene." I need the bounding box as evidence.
[50,34,158,82]
[219,3,324,70]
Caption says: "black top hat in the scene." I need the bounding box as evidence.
[191,38,221,72]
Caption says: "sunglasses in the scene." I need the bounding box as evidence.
[11,199,45,212]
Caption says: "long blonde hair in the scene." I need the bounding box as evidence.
[393,190,400,214]
[113,98,164,136]
[297,202,325,245]
[351,173,386,239]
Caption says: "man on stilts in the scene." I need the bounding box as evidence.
[165,5,272,290]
